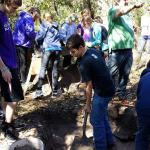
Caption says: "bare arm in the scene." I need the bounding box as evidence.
[0,57,12,82]
[84,81,93,113]
[115,3,144,17]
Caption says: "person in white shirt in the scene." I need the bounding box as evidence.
[135,6,150,69]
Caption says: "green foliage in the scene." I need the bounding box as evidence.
[10,0,147,30]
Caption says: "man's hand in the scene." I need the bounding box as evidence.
[1,67,12,83]
[85,81,92,113]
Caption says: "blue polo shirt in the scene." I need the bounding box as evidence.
[0,11,17,68]
[78,48,115,97]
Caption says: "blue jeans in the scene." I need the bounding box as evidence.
[37,51,60,92]
[135,114,150,150]
[137,36,150,54]
[90,93,114,150]
[107,50,133,96]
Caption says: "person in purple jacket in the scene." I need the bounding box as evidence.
[0,0,23,140]
[13,7,40,83]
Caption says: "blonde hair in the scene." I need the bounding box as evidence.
[43,12,53,22]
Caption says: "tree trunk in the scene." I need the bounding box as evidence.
[83,0,94,18]
[53,0,59,16]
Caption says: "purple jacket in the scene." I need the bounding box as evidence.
[13,11,36,48]
[0,11,17,68]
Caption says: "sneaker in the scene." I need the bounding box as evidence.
[0,110,5,122]
[33,90,43,99]
[51,91,58,98]
[1,122,19,140]
[52,89,62,98]
[0,109,4,117]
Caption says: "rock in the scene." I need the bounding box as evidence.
[109,104,137,141]
[0,138,16,150]
[9,137,44,150]
[65,135,75,147]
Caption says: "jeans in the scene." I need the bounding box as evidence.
[90,93,114,150]
[16,46,31,83]
[135,114,150,150]
[136,36,150,68]
[37,51,60,92]
[137,36,150,54]
[107,49,133,96]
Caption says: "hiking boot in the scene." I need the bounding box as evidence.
[1,122,19,140]
[33,90,43,99]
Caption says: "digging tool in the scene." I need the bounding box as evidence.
[81,110,89,144]
[70,111,93,149]
[82,111,88,138]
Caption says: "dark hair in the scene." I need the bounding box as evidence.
[28,7,40,15]
[66,34,85,50]
[1,0,22,6]
[94,16,103,23]
[0,0,4,3]
[147,60,150,68]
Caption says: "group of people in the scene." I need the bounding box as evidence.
[0,0,150,150]
[11,6,110,100]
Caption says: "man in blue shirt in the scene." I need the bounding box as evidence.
[66,34,115,150]
[0,0,23,140]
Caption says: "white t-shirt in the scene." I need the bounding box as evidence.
[141,15,150,36]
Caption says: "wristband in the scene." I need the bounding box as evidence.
[0,66,8,72]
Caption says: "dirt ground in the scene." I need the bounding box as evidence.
[0,50,146,150]
[0,92,136,150]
